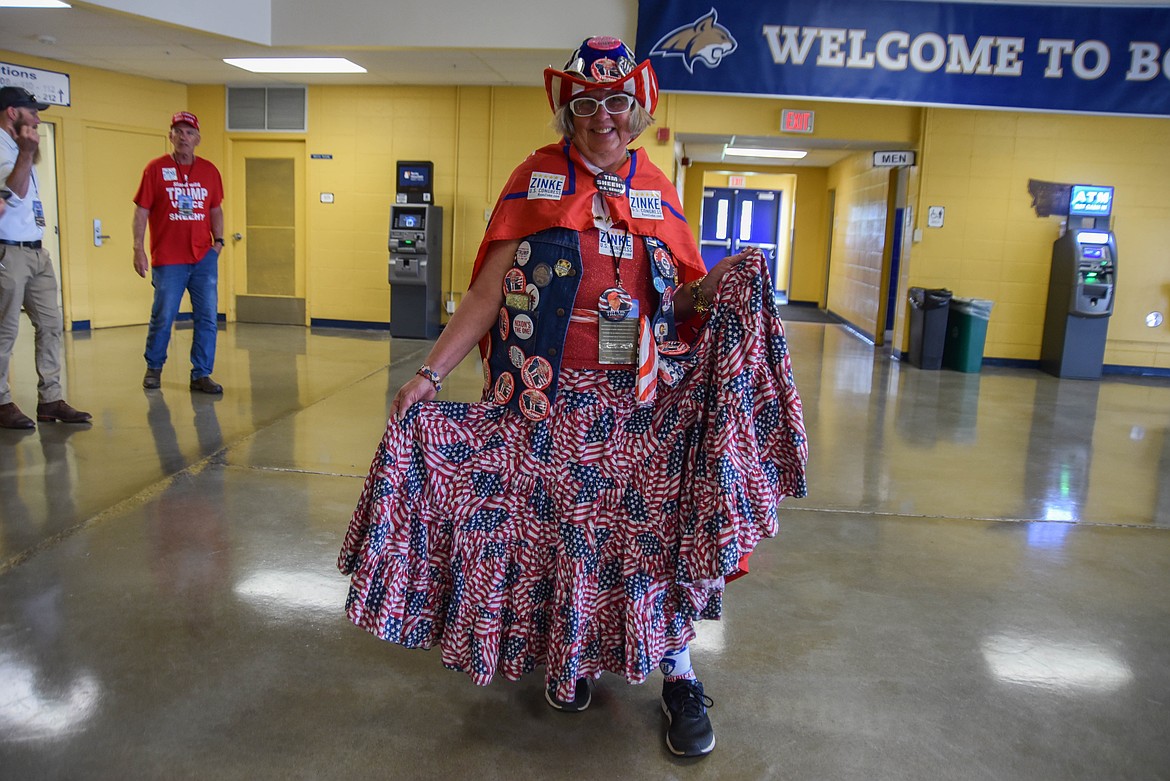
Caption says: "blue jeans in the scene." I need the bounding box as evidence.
[144,248,219,380]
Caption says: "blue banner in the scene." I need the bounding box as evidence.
[635,0,1170,116]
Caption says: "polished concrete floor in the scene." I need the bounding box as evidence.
[1,320,1168,780]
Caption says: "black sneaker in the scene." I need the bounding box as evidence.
[661,678,716,757]
[545,677,593,713]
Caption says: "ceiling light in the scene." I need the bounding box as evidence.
[725,147,807,160]
[0,1,71,7]
[224,58,366,74]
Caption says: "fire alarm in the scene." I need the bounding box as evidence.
[680,156,691,167]
[656,127,670,142]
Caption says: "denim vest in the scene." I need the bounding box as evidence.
[485,227,685,421]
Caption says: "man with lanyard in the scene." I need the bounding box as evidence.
[133,111,225,394]
[0,87,91,429]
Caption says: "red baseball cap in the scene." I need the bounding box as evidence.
[171,111,200,130]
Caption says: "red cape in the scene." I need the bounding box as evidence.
[471,141,705,283]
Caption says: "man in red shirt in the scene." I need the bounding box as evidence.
[132,111,225,394]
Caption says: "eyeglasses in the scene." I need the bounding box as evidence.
[568,93,635,117]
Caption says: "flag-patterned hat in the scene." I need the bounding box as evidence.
[544,36,659,115]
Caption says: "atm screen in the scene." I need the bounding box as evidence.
[397,161,433,193]
[1082,247,1104,260]
[394,211,424,230]
[1068,184,1114,217]
[399,167,430,189]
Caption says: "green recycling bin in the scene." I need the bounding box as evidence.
[944,298,993,372]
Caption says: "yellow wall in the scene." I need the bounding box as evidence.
[190,84,559,324]
[11,46,1170,370]
[826,155,893,336]
[910,108,1170,367]
[1,48,183,327]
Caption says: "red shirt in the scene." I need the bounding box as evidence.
[561,228,656,370]
[134,154,224,266]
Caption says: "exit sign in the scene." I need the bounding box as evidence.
[781,109,814,133]
[873,150,916,167]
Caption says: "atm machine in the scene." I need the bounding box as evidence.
[388,161,442,339]
[1040,184,1116,379]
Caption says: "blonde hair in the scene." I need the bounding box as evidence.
[551,99,655,140]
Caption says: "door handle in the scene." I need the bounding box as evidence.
[232,232,243,241]
[93,219,111,247]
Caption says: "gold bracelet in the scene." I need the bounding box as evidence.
[689,276,712,317]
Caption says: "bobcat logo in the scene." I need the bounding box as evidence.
[651,9,738,74]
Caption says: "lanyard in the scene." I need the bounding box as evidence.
[173,154,194,183]
[608,228,632,289]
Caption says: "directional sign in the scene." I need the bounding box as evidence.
[0,62,71,107]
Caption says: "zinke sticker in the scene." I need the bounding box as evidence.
[629,189,663,220]
[528,172,566,201]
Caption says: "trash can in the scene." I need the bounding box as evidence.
[944,297,994,372]
[907,287,952,369]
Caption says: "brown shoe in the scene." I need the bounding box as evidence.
[36,399,93,424]
[0,402,35,429]
[143,367,162,389]
[189,376,223,394]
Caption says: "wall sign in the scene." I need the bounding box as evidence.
[637,0,1170,116]
[0,61,70,107]
[873,150,916,167]
[781,108,815,133]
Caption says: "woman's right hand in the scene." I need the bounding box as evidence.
[391,374,438,422]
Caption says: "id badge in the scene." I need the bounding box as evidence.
[32,200,46,228]
[598,287,638,364]
[177,194,194,216]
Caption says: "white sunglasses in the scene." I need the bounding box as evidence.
[568,93,636,117]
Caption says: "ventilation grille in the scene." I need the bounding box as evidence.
[227,87,307,132]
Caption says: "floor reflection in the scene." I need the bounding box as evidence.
[981,633,1133,692]
[145,391,229,636]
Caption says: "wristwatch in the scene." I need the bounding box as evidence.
[214,237,225,246]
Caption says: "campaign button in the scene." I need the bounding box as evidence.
[509,345,526,368]
[519,388,551,421]
[493,372,515,404]
[595,171,626,198]
[598,287,633,322]
[554,258,573,277]
[526,283,540,310]
[654,320,669,340]
[521,355,553,390]
[513,313,534,340]
[532,263,553,288]
[504,268,526,294]
[498,308,510,340]
[658,340,690,356]
[653,248,675,279]
[653,276,666,293]
[661,286,674,312]
[514,241,532,267]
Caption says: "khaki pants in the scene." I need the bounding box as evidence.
[0,244,63,405]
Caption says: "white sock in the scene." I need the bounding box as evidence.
[660,646,696,681]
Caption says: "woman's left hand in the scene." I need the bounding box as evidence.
[702,247,755,301]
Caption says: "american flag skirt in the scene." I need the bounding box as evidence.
[338,251,807,701]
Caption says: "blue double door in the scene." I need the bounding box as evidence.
[699,187,784,294]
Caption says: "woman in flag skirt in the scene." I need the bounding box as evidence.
[338,36,807,758]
